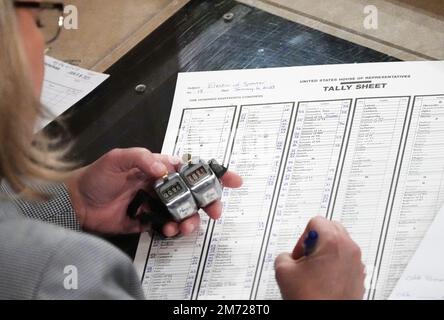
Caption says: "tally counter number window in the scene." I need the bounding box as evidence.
[161,182,184,201]
[186,166,208,185]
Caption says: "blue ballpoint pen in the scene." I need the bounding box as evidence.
[303,230,319,256]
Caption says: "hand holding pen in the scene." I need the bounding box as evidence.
[274,216,366,300]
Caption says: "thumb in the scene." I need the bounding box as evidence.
[275,252,295,267]
[275,252,296,273]
[275,253,299,285]
[292,216,332,260]
[107,148,168,178]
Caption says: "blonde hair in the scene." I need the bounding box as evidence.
[0,0,72,199]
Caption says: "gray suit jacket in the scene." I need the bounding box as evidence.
[0,182,145,300]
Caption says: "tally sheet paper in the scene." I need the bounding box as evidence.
[134,61,444,300]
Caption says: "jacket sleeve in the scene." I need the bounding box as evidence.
[0,181,81,232]
[35,228,145,300]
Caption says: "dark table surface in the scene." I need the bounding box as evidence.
[46,0,398,259]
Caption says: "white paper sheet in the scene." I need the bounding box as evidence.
[390,206,444,300]
[133,61,444,300]
[37,56,109,131]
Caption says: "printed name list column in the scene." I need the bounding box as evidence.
[197,103,293,299]
[374,95,444,299]
[331,96,409,297]
[255,99,351,299]
[142,106,236,299]
[174,106,236,161]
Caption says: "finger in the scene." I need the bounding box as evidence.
[275,252,295,269]
[292,224,311,260]
[332,220,350,236]
[109,148,168,179]
[153,154,183,172]
[127,168,153,190]
[202,200,222,220]
[179,213,201,236]
[292,216,332,260]
[220,171,243,188]
[274,253,299,291]
[162,221,180,238]
[127,155,179,186]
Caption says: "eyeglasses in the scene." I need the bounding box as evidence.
[14,1,65,44]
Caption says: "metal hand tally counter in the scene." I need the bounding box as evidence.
[127,154,228,223]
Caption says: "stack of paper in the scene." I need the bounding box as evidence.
[37,56,109,131]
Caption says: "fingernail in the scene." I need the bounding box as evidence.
[169,155,182,166]
[187,224,195,234]
[151,161,167,176]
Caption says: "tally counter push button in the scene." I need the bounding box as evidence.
[179,154,224,208]
[154,172,198,222]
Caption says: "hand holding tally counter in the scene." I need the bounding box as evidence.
[275,216,366,300]
[149,154,242,237]
[67,149,242,237]
[127,153,229,234]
